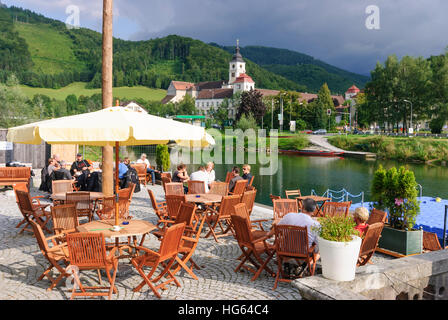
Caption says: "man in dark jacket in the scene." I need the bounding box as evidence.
[70,153,91,176]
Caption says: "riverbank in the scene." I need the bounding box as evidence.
[327,135,448,164]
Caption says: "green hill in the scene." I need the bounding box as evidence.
[212,44,369,94]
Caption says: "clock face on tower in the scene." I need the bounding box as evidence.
[232,64,235,68]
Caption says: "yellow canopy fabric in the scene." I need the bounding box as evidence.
[7,107,215,148]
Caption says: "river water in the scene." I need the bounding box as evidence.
[182,154,448,206]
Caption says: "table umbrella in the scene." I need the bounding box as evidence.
[7,106,215,228]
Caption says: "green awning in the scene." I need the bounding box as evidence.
[175,115,206,119]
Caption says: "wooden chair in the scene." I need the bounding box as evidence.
[52,180,75,205]
[162,176,172,193]
[152,202,197,239]
[248,175,255,187]
[16,189,52,234]
[229,179,248,196]
[66,232,119,300]
[320,201,352,218]
[66,191,93,222]
[240,189,257,215]
[367,208,388,225]
[357,222,384,266]
[284,188,302,210]
[165,182,184,196]
[230,214,275,281]
[273,224,318,290]
[13,183,48,233]
[51,204,78,237]
[95,196,131,220]
[205,194,241,242]
[171,213,207,280]
[188,180,206,194]
[423,231,443,252]
[131,163,147,186]
[270,194,281,206]
[225,171,235,183]
[131,223,186,298]
[147,188,168,223]
[273,199,298,224]
[233,202,270,237]
[165,194,186,221]
[209,181,228,196]
[29,219,70,291]
[161,172,172,180]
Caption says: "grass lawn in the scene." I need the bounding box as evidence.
[20,82,167,101]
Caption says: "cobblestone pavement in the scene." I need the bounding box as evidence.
[0,181,393,300]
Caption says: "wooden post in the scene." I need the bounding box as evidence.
[101,0,114,197]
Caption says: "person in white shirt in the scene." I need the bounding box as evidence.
[136,153,156,185]
[268,198,321,276]
[205,162,215,188]
[189,165,209,193]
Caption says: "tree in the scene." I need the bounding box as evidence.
[65,94,78,115]
[236,89,266,125]
[235,113,258,131]
[0,75,32,128]
[314,83,335,130]
[176,94,197,115]
[213,99,229,128]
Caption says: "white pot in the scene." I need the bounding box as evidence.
[317,235,362,282]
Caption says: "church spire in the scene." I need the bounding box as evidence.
[231,39,244,63]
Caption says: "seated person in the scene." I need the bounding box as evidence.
[242,164,253,186]
[118,158,130,189]
[136,153,157,185]
[228,166,243,193]
[86,163,102,192]
[189,165,209,193]
[47,157,57,176]
[353,207,369,237]
[70,153,91,177]
[268,198,321,277]
[205,162,215,188]
[50,160,72,181]
[172,163,189,193]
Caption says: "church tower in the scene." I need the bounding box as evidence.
[229,39,246,84]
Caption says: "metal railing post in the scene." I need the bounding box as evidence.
[444,205,447,250]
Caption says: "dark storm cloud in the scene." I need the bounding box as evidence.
[5,0,448,75]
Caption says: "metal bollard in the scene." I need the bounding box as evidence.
[444,205,447,250]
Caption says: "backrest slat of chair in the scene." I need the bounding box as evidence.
[240,189,257,215]
[29,219,51,253]
[321,201,351,218]
[285,189,301,199]
[165,183,184,196]
[273,199,298,222]
[359,222,384,257]
[274,224,309,257]
[98,196,115,220]
[233,203,250,220]
[209,182,228,196]
[423,231,442,251]
[225,172,234,183]
[230,214,253,247]
[51,204,78,232]
[13,183,29,204]
[66,192,91,210]
[165,195,186,220]
[175,202,196,227]
[16,189,34,213]
[159,222,186,260]
[367,208,388,225]
[219,195,242,218]
[187,180,206,194]
[232,179,248,195]
[52,180,73,194]
[67,232,107,268]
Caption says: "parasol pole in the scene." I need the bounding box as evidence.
[115,141,120,227]
[101,0,114,197]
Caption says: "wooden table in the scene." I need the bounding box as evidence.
[51,191,104,202]
[296,195,331,216]
[77,219,157,258]
[185,193,223,205]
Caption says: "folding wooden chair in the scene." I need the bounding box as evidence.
[233,202,270,238]
[187,180,206,194]
[165,194,186,221]
[51,204,78,239]
[423,231,443,252]
[229,179,248,196]
[52,180,75,205]
[248,175,255,187]
[270,194,281,206]
[147,188,168,223]
[165,182,184,196]
[209,181,228,196]
[273,199,298,224]
[66,232,119,300]
[16,189,53,234]
[152,202,197,239]
[225,171,235,183]
[29,219,70,291]
[13,183,48,233]
[273,224,318,290]
[131,163,147,186]
[66,191,93,222]
[367,208,388,225]
[320,201,351,218]
[240,189,257,215]
[284,188,302,210]
[357,222,384,266]
[131,223,186,298]
[205,195,241,242]
[230,214,275,281]
[161,176,172,193]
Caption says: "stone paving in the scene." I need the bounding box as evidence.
[0,178,393,300]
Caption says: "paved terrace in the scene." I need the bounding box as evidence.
[0,179,392,300]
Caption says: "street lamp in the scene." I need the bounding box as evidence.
[279,93,285,133]
[403,99,413,134]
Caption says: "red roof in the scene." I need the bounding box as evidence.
[233,73,254,84]
[171,81,195,90]
[346,85,360,94]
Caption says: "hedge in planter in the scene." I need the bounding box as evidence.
[156,144,171,172]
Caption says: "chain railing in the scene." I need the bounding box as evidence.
[311,188,364,206]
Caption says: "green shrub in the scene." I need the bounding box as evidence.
[314,216,360,242]
[156,144,170,172]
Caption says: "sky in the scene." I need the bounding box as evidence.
[3,0,448,76]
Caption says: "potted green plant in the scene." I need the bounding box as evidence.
[156,144,171,173]
[314,216,362,281]
[371,165,422,255]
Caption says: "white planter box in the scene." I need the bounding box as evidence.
[317,235,362,282]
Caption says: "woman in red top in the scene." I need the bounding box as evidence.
[353,207,369,237]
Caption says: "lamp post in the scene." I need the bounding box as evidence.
[280,93,285,133]
[403,99,413,134]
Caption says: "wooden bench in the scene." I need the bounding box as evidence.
[0,167,32,188]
